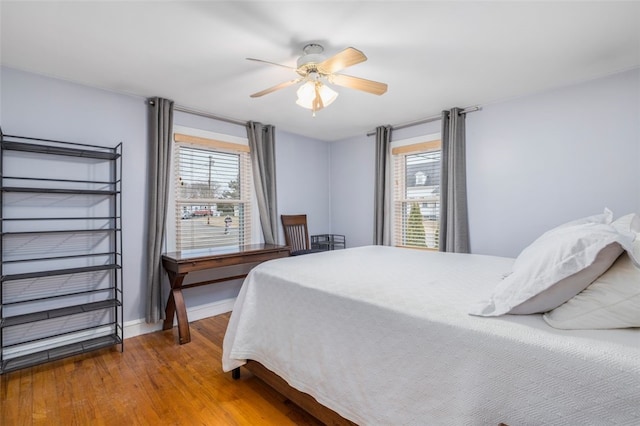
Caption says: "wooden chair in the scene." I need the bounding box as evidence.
[281,214,323,256]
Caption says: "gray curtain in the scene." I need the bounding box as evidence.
[439,108,470,253]
[374,125,392,245]
[145,97,174,323]
[247,121,278,245]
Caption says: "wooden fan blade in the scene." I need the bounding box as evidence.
[250,79,301,98]
[246,58,296,71]
[331,74,388,95]
[317,47,367,74]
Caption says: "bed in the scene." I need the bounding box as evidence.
[222,244,640,425]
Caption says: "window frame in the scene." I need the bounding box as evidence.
[165,125,262,253]
[390,133,441,250]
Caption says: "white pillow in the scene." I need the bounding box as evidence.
[612,212,640,234]
[612,213,640,264]
[543,250,640,329]
[469,222,630,317]
[509,242,622,314]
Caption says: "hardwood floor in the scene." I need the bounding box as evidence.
[1,313,323,425]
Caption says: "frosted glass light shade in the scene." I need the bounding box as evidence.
[296,82,338,110]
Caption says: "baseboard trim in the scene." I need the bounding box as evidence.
[123,297,236,339]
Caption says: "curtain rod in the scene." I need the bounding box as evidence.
[366,106,481,136]
[147,100,247,127]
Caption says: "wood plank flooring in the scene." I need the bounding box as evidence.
[1,313,323,425]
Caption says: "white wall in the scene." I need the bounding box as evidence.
[328,133,375,248]
[276,131,332,241]
[330,68,640,257]
[0,66,331,328]
[467,68,639,256]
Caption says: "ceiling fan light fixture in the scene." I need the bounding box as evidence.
[296,81,338,113]
[248,44,387,114]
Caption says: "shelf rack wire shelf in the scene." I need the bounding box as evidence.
[0,129,123,374]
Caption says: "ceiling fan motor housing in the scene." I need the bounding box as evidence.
[297,43,326,73]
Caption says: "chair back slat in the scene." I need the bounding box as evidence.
[281,214,311,253]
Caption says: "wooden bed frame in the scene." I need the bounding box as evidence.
[233,361,357,426]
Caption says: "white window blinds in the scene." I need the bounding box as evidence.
[173,133,253,250]
[392,140,441,249]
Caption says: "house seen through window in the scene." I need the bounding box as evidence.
[392,138,441,249]
[172,132,254,250]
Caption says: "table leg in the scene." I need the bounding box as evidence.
[162,272,191,344]
[173,288,190,344]
[162,290,176,331]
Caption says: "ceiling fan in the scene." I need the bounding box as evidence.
[247,44,388,115]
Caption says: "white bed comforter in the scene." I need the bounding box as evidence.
[222,246,640,425]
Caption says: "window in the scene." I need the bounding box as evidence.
[392,138,441,249]
[171,131,254,251]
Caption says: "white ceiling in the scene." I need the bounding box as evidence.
[1,1,639,141]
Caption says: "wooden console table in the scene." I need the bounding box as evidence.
[161,243,290,344]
